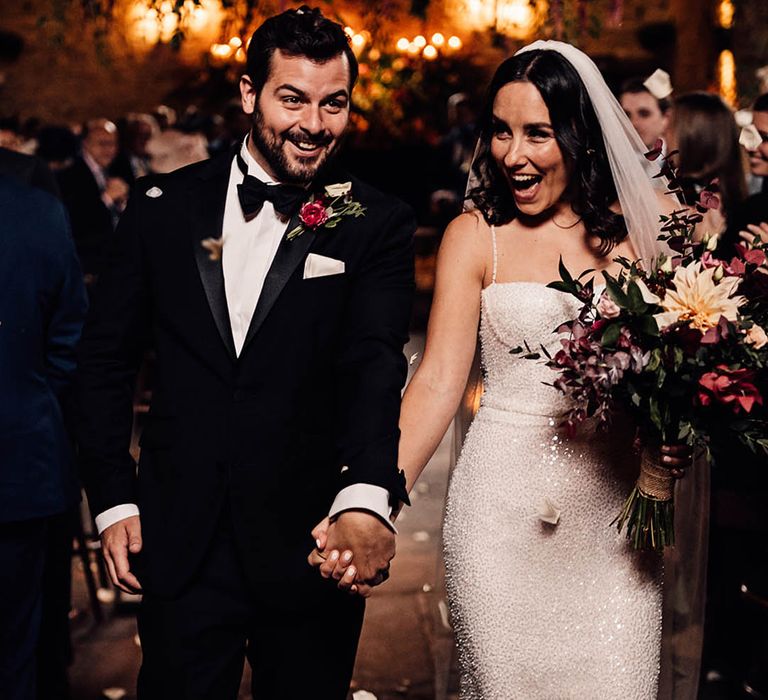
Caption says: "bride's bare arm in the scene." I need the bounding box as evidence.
[398,213,488,493]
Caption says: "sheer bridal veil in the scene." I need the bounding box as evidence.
[453,40,706,700]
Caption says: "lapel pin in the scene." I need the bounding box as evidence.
[145,186,163,198]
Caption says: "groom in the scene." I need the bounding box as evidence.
[75,6,414,698]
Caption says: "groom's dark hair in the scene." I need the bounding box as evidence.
[245,6,358,96]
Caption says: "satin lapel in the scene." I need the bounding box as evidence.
[240,213,316,353]
[191,153,237,359]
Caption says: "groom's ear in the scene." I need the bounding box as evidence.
[240,75,257,115]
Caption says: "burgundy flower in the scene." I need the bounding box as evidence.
[697,365,763,413]
[697,190,720,211]
[644,139,664,161]
[299,199,329,229]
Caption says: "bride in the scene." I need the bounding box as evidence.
[312,41,692,698]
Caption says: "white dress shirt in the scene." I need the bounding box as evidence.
[95,138,396,535]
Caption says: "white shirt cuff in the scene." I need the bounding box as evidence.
[328,484,397,534]
[95,504,141,534]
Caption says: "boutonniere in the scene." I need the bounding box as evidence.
[286,182,366,241]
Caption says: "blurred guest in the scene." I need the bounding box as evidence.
[427,93,478,223]
[206,99,251,156]
[56,119,128,282]
[0,146,59,196]
[665,91,746,240]
[111,113,159,185]
[0,176,87,700]
[36,125,79,172]
[619,75,671,150]
[152,104,177,131]
[731,93,768,241]
[146,128,208,174]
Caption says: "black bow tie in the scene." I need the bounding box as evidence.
[235,152,307,220]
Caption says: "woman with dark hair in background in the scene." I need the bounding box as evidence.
[665,92,747,242]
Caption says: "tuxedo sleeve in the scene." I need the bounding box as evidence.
[332,200,415,507]
[75,192,151,517]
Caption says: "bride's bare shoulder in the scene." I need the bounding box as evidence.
[443,210,492,243]
[437,210,491,280]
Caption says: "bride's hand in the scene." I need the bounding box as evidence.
[660,443,692,479]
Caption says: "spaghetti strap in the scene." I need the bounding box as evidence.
[490,224,498,285]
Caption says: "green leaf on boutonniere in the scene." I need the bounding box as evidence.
[601,322,621,347]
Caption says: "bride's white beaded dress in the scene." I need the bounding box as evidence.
[442,228,663,699]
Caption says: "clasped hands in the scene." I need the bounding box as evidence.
[307,511,395,598]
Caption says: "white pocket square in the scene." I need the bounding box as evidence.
[303,253,345,279]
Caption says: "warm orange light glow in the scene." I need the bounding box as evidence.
[423,45,438,60]
[344,26,355,38]
[718,0,735,28]
[407,42,420,55]
[447,35,463,50]
[431,32,445,47]
[413,34,427,48]
[396,37,410,52]
[351,33,366,48]
[496,0,535,35]
[210,43,233,59]
[228,36,241,47]
[717,49,737,106]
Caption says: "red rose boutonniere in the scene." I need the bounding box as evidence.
[286,181,366,241]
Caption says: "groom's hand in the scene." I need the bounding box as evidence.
[319,511,394,589]
[101,515,143,593]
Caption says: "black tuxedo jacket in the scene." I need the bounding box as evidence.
[76,150,415,597]
[57,157,115,276]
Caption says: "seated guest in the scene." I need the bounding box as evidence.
[0,176,87,700]
[56,119,129,282]
[619,74,671,150]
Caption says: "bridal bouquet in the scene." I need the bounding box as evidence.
[542,170,768,551]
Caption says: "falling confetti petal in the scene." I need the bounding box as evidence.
[409,352,419,365]
[740,124,762,151]
[352,691,378,700]
[422,583,433,593]
[412,530,430,542]
[102,688,126,700]
[538,497,562,525]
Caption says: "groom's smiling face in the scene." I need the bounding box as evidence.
[240,50,351,184]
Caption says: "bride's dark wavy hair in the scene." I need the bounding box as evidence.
[468,50,627,255]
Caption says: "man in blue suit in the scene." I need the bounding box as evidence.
[0,175,88,700]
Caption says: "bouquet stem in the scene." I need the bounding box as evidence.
[612,448,675,552]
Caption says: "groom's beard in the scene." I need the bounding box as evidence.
[250,107,342,185]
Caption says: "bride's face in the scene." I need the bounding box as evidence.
[490,81,569,217]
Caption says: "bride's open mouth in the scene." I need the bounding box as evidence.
[509,173,543,199]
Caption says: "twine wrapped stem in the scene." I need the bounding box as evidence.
[612,446,676,552]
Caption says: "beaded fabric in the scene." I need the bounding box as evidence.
[442,231,662,699]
